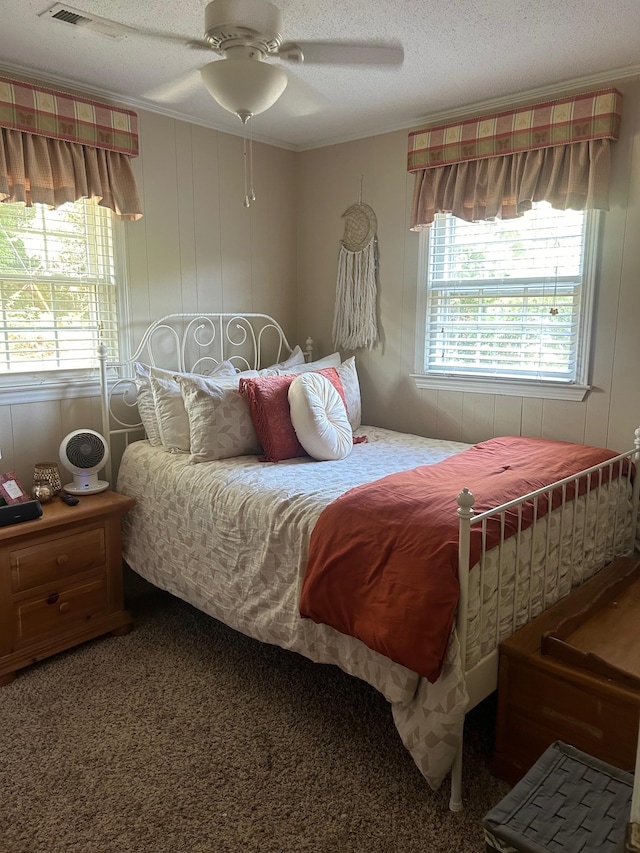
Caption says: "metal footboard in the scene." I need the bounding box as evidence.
[449,430,640,811]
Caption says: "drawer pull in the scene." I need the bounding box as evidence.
[47,592,60,605]
[56,554,69,567]
[58,602,70,615]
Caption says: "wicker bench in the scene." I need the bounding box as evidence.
[483,741,633,853]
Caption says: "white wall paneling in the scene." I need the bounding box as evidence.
[1,73,640,490]
[297,74,640,456]
[0,105,298,489]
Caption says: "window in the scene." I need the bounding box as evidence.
[415,203,600,400]
[0,200,125,400]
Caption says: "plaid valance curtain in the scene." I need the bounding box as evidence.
[407,88,622,229]
[0,75,142,220]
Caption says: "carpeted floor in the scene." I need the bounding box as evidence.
[0,568,509,853]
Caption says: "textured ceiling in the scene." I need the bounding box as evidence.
[1,0,639,150]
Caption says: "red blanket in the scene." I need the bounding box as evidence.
[299,436,624,682]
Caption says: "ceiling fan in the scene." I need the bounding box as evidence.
[43,0,404,123]
[43,0,402,206]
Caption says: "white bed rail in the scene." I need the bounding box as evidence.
[449,430,640,811]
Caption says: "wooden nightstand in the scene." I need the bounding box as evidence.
[0,491,135,686]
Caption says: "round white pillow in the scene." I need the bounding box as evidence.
[288,373,352,461]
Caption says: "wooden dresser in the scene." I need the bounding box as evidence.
[0,491,135,686]
[493,556,640,785]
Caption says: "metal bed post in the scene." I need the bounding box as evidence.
[97,341,113,486]
[449,487,475,812]
[632,427,640,549]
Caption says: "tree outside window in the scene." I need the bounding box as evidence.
[0,200,119,375]
[420,203,597,390]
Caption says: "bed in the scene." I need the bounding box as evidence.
[99,312,640,811]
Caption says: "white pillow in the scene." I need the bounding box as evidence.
[274,354,361,430]
[278,352,342,375]
[275,345,306,370]
[288,373,352,461]
[134,363,163,446]
[336,357,362,431]
[151,370,244,454]
[231,346,306,376]
[136,356,288,452]
[135,361,237,448]
[149,372,191,453]
[217,346,305,378]
[176,374,261,463]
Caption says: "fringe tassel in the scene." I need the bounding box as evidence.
[332,239,378,350]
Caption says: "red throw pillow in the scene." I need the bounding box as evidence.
[239,367,346,462]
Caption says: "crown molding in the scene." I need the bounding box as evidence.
[1,59,638,153]
[296,63,640,151]
[0,60,298,151]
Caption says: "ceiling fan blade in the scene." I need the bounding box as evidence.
[275,71,328,117]
[41,5,214,50]
[140,68,203,104]
[124,25,213,52]
[277,41,404,67]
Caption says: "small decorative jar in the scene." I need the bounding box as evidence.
[32,462,63,497]
[31,481,54,503]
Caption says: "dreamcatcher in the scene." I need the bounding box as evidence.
[332,181,379,351]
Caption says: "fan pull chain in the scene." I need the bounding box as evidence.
[243,131,250,208]
[248,118,255,203]
[241,113,256,208]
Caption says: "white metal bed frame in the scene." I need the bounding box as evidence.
[99,313,308,482]
[99,312,640,812]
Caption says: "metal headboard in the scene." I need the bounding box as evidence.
[98,312,311,480]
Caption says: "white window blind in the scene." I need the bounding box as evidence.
[423,204,595,384]
[0,200,118,375]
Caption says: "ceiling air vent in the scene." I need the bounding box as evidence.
[39,4,130,39]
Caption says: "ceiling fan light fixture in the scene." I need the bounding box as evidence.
[200,58,288,119]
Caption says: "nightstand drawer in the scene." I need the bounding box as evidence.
[10,528,105,592]
[13,574,107,643]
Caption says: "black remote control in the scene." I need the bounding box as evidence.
[59,492,79,506]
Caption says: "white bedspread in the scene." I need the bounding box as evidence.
[116,425,634,790]
[117,426,472,789]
